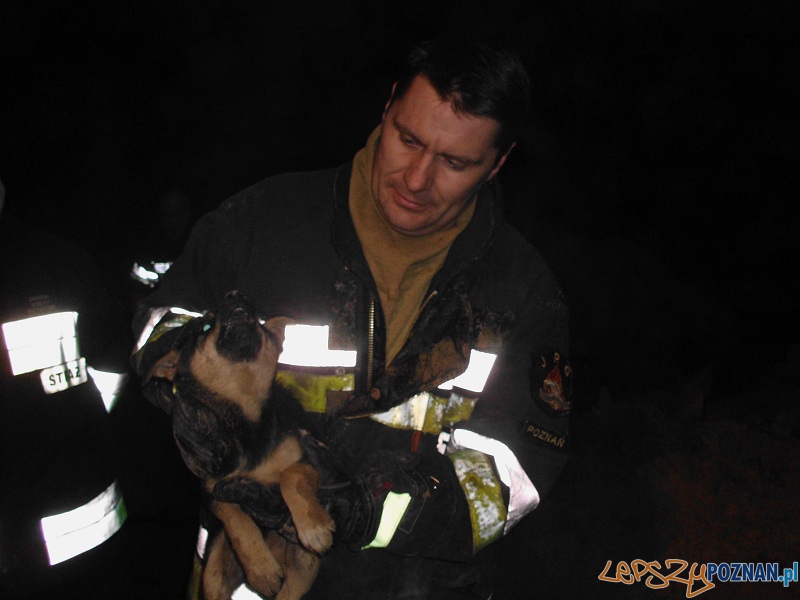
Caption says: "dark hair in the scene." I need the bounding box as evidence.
[392,39,531,154]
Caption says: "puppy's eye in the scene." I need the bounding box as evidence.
[202,323,212,333]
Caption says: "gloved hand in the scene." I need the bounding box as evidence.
[133,313,195,415]
[213,476,291,531]
[324,451,474,560]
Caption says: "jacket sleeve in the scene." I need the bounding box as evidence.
[447,275,571,551]
[328,261,571,558]
[328,282,570,560]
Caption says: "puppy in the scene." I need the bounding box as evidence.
[149,291,335,600]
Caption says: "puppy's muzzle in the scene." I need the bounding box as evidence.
[215,292,264,361]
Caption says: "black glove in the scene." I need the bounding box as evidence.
[326,451,474,560]
[133,316,191,415]
[212,477,292,531]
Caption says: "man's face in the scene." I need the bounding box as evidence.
[372,75,511,237]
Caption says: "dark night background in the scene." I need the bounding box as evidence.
[1,1,798,599]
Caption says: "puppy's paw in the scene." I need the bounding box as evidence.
[242,551,284,598]
[295,506,336,555]
[234,533,285,596]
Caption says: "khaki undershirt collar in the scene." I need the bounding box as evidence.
[349,126,476,363]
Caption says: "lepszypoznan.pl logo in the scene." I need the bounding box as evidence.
[599,559,798,597]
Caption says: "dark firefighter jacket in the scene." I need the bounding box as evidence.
[132,161,572,596]
[1,218,128,594]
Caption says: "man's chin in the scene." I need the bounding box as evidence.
[385,215,437,237]
[377,199,431,236]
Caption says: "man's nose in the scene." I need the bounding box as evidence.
[403,153,434,193]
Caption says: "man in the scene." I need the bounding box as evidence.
[133,39,571,599]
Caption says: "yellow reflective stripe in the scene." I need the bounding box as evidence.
[278,324,357,368]
[371,392,432,431]
[87,368,128,412]
[449,449,506,552]
[361,492,412,550]
[2,311,77,349]
[133,307,170,354]
[449,428,539,532]
[133,306,202,354]
[40,481,127,565]
[370,391,477,434]
[195,525,209,559]
[275,369,354,413]
[3,312,79,375]
[440,393,478,429]
[147,313,197,345]
[439,349,497,393]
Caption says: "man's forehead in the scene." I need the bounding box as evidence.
[390,77,501,159]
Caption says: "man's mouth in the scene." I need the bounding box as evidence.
[391,187,429,212]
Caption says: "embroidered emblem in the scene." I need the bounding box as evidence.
[533,351,572,417]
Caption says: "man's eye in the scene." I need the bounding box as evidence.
[445,159,466,172]
[401,135,418,147]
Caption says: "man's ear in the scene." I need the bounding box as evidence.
[147,349,180,383]
[487,142,516,182]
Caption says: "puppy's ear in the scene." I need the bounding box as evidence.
[262,316,294,348]
[147,349,181,383]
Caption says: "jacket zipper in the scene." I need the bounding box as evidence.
[366,295,375,391]
[364,289,435,394]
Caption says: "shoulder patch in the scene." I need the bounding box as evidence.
[532,351,572,417]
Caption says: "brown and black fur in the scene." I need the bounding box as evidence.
[148,291,334,600]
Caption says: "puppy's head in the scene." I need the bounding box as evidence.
[151,291,292,423]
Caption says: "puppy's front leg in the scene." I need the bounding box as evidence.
[203,530,243,600]
[279,463,335,555]
[212,500,284,596]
